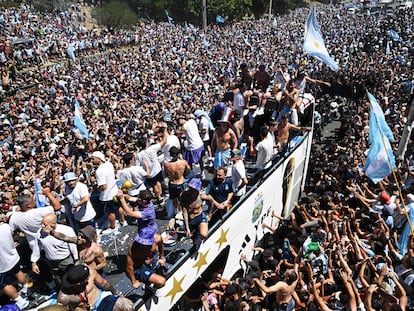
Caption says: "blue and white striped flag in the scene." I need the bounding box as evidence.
[364,92,396,184]
[389,29,404,43]
[216,15,225,24]
[367,92,394,142]
[386,40,391,55]
[244,38,254,52]
[202,36,209,49]
[74,100,89,139]
[303,7,338,71]
[165,10,173,26]
[35,178,47,208]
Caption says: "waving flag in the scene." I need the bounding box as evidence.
[303,7,338,71]
[389,29,404,43]
[386,40,391,55]
[367,92,394,142]
[364,92,396,184]
[216,15,225,24]
[165,10,173,26]
[35,178,47,208]
[74,100,89,139]
[244,38,254,52]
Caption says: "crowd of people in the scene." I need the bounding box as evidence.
[0,0,413,310]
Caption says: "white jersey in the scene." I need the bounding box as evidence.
[117,165,147,191]
[0,223,20,273]
[96,161,118,201]
[31,224,78,263]
[65,182,96,222]
[255,137,273,170]
[161,134,181,162]
[198,116,210,142]
[183,119,203,150]
[9,205,55,251]
[136,143,162,178]
[232,160,247,197]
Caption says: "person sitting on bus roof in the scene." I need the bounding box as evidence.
[202,167,234,223]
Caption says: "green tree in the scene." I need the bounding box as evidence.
[32,0,75,13]
[94,1,137,30]
[207,0,253,21]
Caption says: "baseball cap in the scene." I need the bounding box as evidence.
[91,151,106,162]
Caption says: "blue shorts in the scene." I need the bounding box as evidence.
[101,199,118,214]
[214,149,231,169]
[184,145,204,166]
[146,171,163,188]
[168,182,185,200]
[0,262,20,288]
[134,256,158,284]
[189,212,208,231]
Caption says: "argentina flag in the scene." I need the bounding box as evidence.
[364,92,396,184]
[389,29,404,43]
[74,100,89,139]
[303,7,338,71]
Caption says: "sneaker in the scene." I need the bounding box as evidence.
[102,227,116,235]
[14,295,29,310]
[121,220,128,227]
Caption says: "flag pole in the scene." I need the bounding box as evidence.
[369,92,414,235]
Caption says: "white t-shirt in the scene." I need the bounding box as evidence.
[233,92,245,113]
[31,224,78,263]
[136,143,162,178]
[65,182,96,222]
[161,134,181,162]
[96,161,118,201]
[9,205,55,251]
[255,137,274,170]
[198,116,210,142]
[184,119,203,151]
[0,223,20,273]
[232,160,247,197]
[117,165,147,192]
[274,71,290,91]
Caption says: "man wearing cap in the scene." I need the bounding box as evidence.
[58,264,131,311]
[91,151,119,234]
[62,172,96,234]
[164,146,192,213]
[211,108,238,169]
[31,213,78,289]
[181,178,208,249]
[231,149,248,204]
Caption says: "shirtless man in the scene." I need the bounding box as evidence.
[253,248,301,311]
[180,178,208,250]
[277,115,311,154]
[58,264,130,311]
[211,118,238,169]
[50,225,106,272]
[164,146,191,211]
